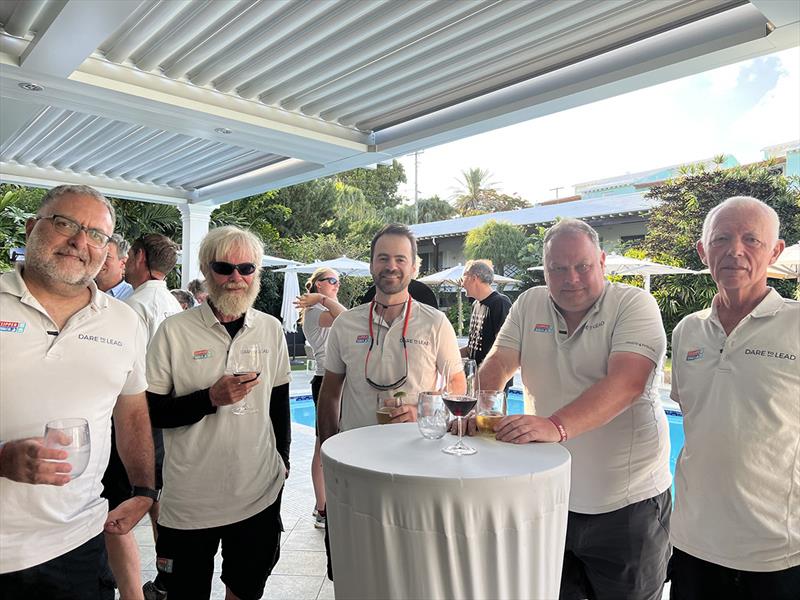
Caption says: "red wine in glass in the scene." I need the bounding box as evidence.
[442,395,478,456]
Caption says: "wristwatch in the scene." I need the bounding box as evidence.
[131,486,161,502]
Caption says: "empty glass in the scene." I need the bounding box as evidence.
[417,392,448,439]
[476,390,507,438]
[44,418,91,479]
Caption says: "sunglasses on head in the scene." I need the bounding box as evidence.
[319,276,339,285]
[210,261,257,276]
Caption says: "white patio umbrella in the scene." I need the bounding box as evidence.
[529,254,696,292]
[275,256,371,276]
[768,242,800,279]
[280,270,301,333]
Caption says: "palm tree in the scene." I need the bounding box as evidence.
[451,167,497,216]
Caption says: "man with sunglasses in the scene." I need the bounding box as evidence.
[317,223,462,579]
[100,233,182,600]
[145,226,290,600]
[1,185,154,598]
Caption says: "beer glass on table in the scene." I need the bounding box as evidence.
[476,390,506,438]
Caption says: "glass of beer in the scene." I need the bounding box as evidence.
[476,390,506,438]
[376,392,403,425]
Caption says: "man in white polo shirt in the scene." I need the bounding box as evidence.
[318,223,462,437]
[479,218,671,600]
[145,225,290,600]
[0,184,155,599]
[668,196,799,599]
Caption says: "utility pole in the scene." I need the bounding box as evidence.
[549,186,563,199]
[414,150,423,222]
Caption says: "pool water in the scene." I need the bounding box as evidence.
[290,389,686,477]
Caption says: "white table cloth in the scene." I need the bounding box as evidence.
[322,423,571,600]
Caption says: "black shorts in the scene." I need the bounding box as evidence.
[0,533,115,600]
[311,375,323,436]
[101,420,163,510]
[560,489,672,600]
[154,490,284,600]
[668,547,800,600]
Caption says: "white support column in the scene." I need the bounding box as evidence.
[179,204,214,288]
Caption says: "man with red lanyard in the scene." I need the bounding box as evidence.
[317,223,462,578]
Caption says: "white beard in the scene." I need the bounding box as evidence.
[208,277,261,318]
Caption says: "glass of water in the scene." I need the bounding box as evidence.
[417,392,448,439]
[44,418,91,479]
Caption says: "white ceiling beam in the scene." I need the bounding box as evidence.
[0,161,192,205]
[750,0,800,27]
[0,58,371,165]
[19,0,143,76]
[375,3,786,156]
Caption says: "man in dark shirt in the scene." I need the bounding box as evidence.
[460,260,513,389]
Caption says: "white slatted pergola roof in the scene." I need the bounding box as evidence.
[1,0,797,208]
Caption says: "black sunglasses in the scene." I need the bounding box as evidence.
[319,276,339,285]
[210,261,257,276]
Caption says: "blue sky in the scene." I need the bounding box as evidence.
[398,47,799,203]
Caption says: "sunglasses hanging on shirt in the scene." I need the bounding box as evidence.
[364,296,412,391]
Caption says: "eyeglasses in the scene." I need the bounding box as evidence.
[38,214,112,248]
[319,277,339,285]
[210,261,258,276]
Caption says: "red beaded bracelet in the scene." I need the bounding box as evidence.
[548,415,568,442]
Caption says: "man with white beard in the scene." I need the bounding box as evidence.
[144,226,291,600]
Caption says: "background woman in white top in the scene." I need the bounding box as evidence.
[295,268,346,528]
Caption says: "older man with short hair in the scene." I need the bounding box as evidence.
[95,233,133,300]
[145,226,290,600]
[668,196,799,599]
[460,259,512,388]
[0,184,154,599]
[479,218,671,600]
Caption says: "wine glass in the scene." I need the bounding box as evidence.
[442,359,479,455]
[44,418,91,479]
[231,343,262,415]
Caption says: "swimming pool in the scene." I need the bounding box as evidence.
[290,390,686,477]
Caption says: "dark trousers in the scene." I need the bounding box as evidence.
[155,491,283,600]
[669,547,800,600]
[560,489,672,600]
[0,533,114,600]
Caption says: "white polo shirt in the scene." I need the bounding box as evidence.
[146,302,291,529]
[303,304,330,376]
[124,279,183,343]
[670,289,800,572]
[495,282,670,514]
[326,299,461,432]
[0,266,147,573]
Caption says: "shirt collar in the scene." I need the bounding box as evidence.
[1,263,107,311]
[199,299,255,329]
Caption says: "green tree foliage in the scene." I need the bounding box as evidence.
[211,191,286,253]
[112,199,181,242]
[416,195,456,223]
[0,186,43,271]
[478,189,530,213]
[640,162,799,351]
[335,160,407,211]
[515,225,548,292]
[464,220,527,275]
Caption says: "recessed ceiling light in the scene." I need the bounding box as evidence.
[18,82,43,92]
[214,127,232,135]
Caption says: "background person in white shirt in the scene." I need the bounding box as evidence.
[478,218,671,600]
[103,233,182,600]
[295,268,346,529]
[95,233,133,300]
[668,196,799,599]
[0,184,154,599]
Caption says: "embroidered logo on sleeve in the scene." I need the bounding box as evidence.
[0,320,26,333]
[193,349,212,360]
[533,323,553,333]
[686,348,704,361]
